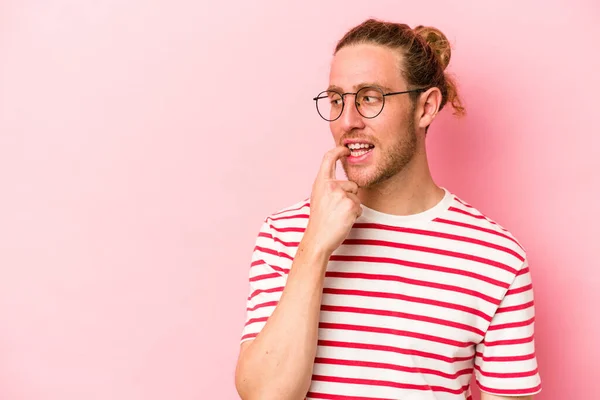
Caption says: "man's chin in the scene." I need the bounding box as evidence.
[345,165,400,189]
[344,169,376,188]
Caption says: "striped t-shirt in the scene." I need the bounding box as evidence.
[240,187,542,399]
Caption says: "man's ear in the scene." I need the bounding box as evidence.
[416,87,442,129]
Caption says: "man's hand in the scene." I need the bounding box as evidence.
[235,145,363,400]
[304,146,362,255]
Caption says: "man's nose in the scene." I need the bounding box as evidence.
[338,96,366,130]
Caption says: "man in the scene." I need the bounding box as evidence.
[235,18,541,400]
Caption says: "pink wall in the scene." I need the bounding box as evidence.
[1,1,598,399]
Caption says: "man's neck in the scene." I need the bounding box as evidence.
[357,151,444,217]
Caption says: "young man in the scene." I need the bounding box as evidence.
[235,19,541,400]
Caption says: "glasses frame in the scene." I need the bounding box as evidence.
[312,86,428,122]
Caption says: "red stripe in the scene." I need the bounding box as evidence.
[269,225,305,233]
[269,213,310,221]
[516,266,530,276]
[326,270,501,305]
[271,201,310,216]
[330,255,509,289]
[448,206,503,229]
[496,301,534,313]
[353,222,524,261]
[484,335,534,347]
[322,287,492,321]
[451,200,509,233]
[258,231,302,249]
[433,218,522,249]
[454,197,474,209]
[318,322,474,348]
[342,239,518,274]
[474,364,539,378]
[487,316,535,331]
[272,236,300,247]
[318,340,474,363]
[249,259,289,275]
[320,304,485,336]
[255,245,294,261]
[249,272,280,282]
[314,357,473,380]
[246,300,278,312]
[306,392,395,400]
[269,264,289,274]
[475,351,536,362]
[476,380,541,395]
[244,316,268,327]
[312,375,470,395]
[248,286,283,301]
[449,207,487,219]
[250,259,265,267]
[241,332,258,341]
[506,284,532,296]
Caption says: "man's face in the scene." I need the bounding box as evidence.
[328,44,418,188]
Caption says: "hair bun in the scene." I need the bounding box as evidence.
[413,25,451,70]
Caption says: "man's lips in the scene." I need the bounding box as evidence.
[342,138,375,147]
[343,140,375,155]
[343,141,375,161]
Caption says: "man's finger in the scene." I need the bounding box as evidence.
[346,192,361,205]
[346,192,363,217]
[338,180,359,194]
[319,146,350,180]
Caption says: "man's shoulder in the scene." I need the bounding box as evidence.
[446,190,527,256]
[260,197,311,228]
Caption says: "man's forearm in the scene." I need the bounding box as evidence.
[235,240,330,400]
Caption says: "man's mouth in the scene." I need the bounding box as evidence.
[346,142,375,157]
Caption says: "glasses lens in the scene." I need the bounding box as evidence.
[316,91,343,121]
[356,87,384,118]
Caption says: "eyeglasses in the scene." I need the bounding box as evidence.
[312,86,427,122]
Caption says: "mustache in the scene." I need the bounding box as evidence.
[339,134,378,145]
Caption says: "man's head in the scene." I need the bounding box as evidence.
[320,18,465,188]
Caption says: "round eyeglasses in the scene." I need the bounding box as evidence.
[313,86,427,122]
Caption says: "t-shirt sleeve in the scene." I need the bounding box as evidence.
[240,218,288,343]
[474,258,542,396]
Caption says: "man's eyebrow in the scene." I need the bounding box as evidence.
[326,82,394,92]
[326,84,344,92]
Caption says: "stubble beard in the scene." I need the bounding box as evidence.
[342,117,417,188]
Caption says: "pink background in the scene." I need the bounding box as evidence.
[1,1,598,399]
